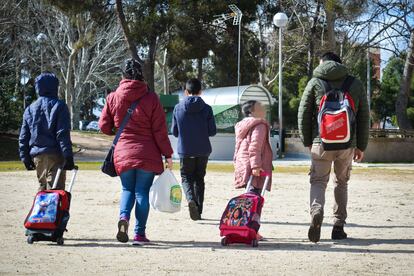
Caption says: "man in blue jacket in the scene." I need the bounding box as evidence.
[171,78,217,220]
[19,72,74,191]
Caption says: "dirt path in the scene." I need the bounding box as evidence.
[71,132,111,161]
[0,169,413,275]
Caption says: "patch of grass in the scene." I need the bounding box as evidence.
[1,161,413,176]
[0,161,24,171]
[206,164,311,174]
[75,162,102,170]
[0,161,103,172]
[206,163,234,173]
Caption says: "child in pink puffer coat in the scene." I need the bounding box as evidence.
[234,100,273,192]
[233,100,273,239]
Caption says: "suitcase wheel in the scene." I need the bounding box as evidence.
[56,237,64,245]
[251,239,258,247]
[221,237,229,246]
[27,235,35,244]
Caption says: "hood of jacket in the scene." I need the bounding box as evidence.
[115,79,149,101]
[235,117,270,140]
[183,96,206,113]
[35,72,59,98]
[313,60,348,81]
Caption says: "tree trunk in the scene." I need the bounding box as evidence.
[66,48,78,130]
[197,57,203,81]
[144,35,157,91]
[395,30,414,130]
[14,55,20,97]
[162,48,169,95]
[308,2,321,79]
[324,1,336,51]
[115,0,142,63]
[71,98,80,130]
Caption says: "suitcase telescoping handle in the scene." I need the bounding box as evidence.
[52,165,79,193]
[245,171,271,197]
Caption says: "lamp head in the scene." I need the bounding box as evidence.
[273,12,288,28]
[36,33,47,43]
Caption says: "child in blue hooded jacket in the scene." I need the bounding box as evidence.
[19,72,74,191]
[171,78,217,220]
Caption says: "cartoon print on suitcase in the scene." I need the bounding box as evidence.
[27,193,59,223]
[221,196,261,228]
[24,189,71,231]
[220,173,270,247]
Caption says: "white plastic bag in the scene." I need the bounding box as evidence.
[149,169,182,213]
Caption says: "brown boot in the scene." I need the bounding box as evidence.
[308,211,323,243]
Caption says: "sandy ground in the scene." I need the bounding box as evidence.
[71,132,111,161]
[0,168,413,275]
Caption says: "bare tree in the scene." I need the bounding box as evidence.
[347,0,414,129]
[32,2,127,129]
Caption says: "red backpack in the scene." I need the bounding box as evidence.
[317,76,356,150]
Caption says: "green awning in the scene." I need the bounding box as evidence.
[211,105,238,116]
[159,94,179,108]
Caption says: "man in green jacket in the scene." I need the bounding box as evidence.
[298,52,369,243]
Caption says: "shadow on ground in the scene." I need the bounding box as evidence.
[62,235,414,254]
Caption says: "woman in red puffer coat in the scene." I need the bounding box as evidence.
[99,59,173,245]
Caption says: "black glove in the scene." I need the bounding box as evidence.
[63,156,75,170]
[23,159,35,171]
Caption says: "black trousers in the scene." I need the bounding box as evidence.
[180,156,208,214]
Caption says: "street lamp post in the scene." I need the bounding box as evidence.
[228,4,243,99]
[36,33,47,72]
[273,12,288,158]
[366,24,371,127]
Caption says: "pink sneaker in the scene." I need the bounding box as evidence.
[132,234,150,246]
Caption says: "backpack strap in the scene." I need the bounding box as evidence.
[317,78,331,94]
[341,76,354,92]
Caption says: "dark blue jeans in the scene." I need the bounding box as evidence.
[119,169,155,235]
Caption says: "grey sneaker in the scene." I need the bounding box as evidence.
[308,212,323,243]
[188,200,201,221]
[116,219,129,243]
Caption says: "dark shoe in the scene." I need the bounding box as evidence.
[116,219,129,243]
[188,200,201,221]
[308,212,323,243]
[332,226,347,240]
[63,156,75,170]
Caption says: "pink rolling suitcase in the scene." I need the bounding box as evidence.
[219,172,271,247]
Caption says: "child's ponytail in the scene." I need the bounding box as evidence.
[241,100,257,117]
